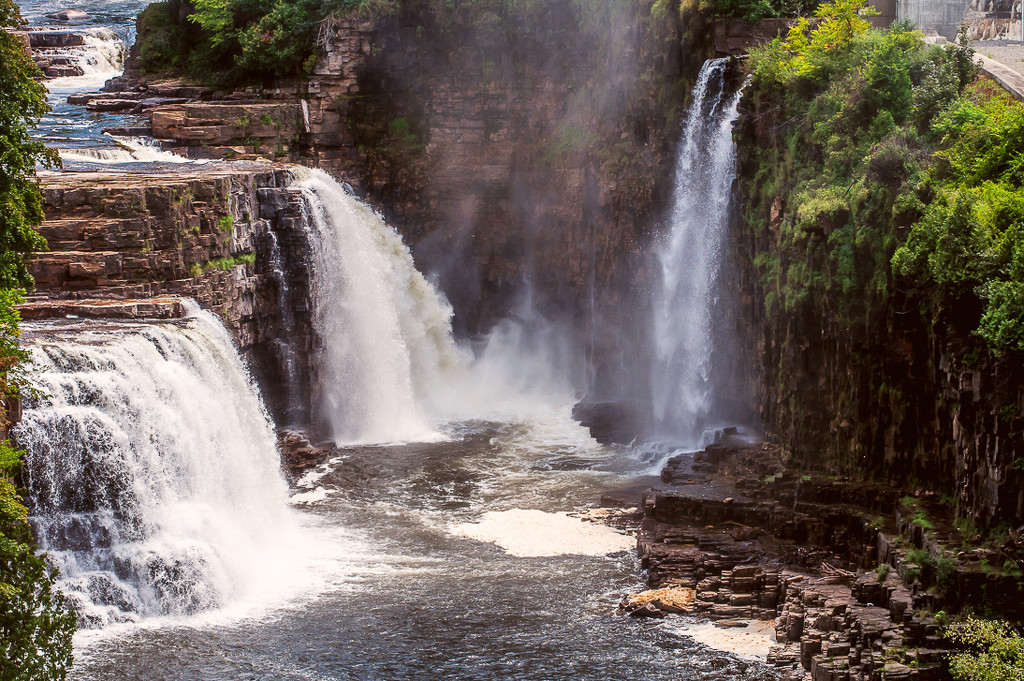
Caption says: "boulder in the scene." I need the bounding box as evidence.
[85,99,138,112]
[621,586,696,615]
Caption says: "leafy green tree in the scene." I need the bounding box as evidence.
[0,1,55,289]
[0,1,76,678]
[946,617,1024,681]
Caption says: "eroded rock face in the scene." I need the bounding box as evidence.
[116,0,712,403]
[30,166,315,426]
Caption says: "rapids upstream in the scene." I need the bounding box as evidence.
[12,0,777,677]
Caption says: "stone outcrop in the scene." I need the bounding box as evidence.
[625,436,1001,681]
[28,166,316,425]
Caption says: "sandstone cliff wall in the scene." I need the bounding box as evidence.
[118,0,720,400]
[29,167,316,426]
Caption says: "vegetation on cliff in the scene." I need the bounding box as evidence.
[738,0,1024,530]
[136,0,393,81]
[946,617,1024,681]
[0,0,76,677]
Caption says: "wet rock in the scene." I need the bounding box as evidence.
[24,31,86,48]
[86,99,138,112]
[627,602,667,618]
[571,400,651,445]
[714,619,749,628]
[47,9,90,21]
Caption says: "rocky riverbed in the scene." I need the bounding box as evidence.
[592,431,1024,681]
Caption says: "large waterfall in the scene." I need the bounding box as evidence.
[14,307,300,628]
[650,58,745,442]
[294,168,466,445]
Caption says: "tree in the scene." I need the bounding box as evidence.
[0,2,76,679]
[946,617,1024,681]
[0,0,54,289]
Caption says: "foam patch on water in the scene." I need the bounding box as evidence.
[291,487,330,505]
[450,509,634,557]
[668,619,776,661]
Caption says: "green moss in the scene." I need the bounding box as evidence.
[201,253,256,273]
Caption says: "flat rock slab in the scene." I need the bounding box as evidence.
[18,295,187,320]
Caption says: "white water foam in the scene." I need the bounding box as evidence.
[293,168,468,445]
[44,27,126,91]
[15,305,357,629]
[450,509,633,557]
[59,137,204,164]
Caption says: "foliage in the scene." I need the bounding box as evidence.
[0,3,77,677]
[905,547,956,592]
[0,2,56,288]
[741,0,1024,372]
[706,0,818,23]
[893,79,1024,354]
[749,0,877,86]
[946,618,1024,681]
[0,291,75,680]
[137,0,395,82]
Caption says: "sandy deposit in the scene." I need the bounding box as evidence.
[669,619,777,661]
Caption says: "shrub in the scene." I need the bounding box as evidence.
[946,618,1024,681]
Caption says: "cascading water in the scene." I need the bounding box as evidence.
[59,137,202,165]
[650,58,746,443]
[293,168,467,444]
[14,306,301,628]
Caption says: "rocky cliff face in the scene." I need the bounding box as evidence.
[116,0,717,399]
[731,100,1024,531]
[29,166,316,425]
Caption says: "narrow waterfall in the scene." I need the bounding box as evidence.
[650,58,745,442]
[293,169,466,445]
[14,307,297,628]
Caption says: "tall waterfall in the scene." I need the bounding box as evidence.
[14,307,298,628]
[294,168,466,445]
[650,58,745,443]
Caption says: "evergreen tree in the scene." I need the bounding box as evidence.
[0,1,76,678]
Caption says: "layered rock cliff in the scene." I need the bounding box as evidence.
[731,78,1024,531]
[28,166,316,425]
[114,0,719,399]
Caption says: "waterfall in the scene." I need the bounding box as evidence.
[14,306,298,628]
[59,138,202,165]
[45,27,126,90]
[293,168,466,445]
[650,58,745,443]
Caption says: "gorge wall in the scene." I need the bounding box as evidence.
[123,0,725,400]
[731,86,1024,531]
[27,166,316,426]
[45,0,1024,531]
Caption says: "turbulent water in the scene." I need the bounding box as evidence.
[295,168,468,444]
[14,307,318,628]
[650,58,746,443]
[17,0,183,158]
[12,0,774,670]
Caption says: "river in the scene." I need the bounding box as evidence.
[14,0,774,679]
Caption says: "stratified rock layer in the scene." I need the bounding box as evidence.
[29,166,315,425]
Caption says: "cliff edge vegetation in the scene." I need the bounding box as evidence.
[135,0,393,82]
[0,1,76,678]
[737,0,1024,531]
